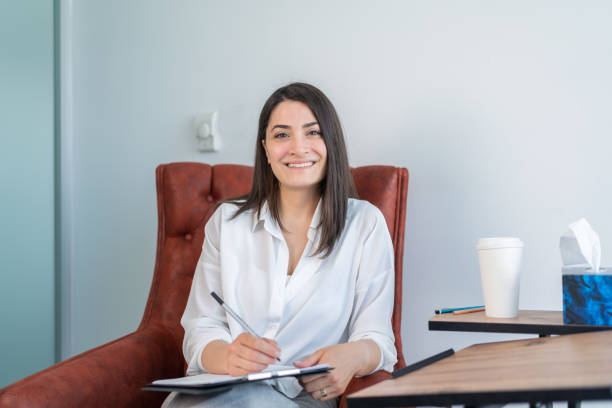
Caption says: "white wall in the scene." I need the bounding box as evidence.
[68,0,612,386]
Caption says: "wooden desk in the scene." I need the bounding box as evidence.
[347,330,612,407]
[429,309,612,336]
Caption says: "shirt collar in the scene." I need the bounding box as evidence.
[251,201,273,234]
[252,198,323,244]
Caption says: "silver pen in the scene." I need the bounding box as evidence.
[210,291,281,361]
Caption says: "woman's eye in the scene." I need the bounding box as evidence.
[274,132,288,139]
[308,130,321,136]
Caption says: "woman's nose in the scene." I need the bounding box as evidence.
[289,135,309,154]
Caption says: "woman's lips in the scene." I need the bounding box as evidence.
[286,161,314,168]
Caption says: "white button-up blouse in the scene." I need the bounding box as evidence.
[181,197,398,381]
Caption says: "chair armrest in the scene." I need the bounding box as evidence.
[339,370,392,408]
[0,324,184,408]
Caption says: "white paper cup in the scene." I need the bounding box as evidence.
[476,237,524,318]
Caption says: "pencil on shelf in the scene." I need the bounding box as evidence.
[452,307,485,315]
[435,305,484,314]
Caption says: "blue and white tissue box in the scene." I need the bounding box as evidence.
[562,266,612,326]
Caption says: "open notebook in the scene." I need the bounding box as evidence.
[143,364,331,395]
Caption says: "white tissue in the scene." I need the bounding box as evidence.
[559,218,601,272]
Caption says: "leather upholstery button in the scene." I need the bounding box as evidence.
[206,195,214,203]
[185,234,192,241]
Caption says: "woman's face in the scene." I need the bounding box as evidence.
[263,100,328,194]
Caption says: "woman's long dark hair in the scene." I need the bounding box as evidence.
[229,82,356,257]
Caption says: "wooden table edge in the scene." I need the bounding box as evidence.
[347,385,612,407]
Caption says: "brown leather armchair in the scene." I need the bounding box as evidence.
[0,163,408,408]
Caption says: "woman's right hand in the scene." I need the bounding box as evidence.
[225,333,281,376]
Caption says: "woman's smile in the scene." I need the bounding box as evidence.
[286,161,315,168]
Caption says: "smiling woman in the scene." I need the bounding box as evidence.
[162,83,397,408]
[232,83,356,259]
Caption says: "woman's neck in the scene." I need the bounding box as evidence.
[278,187,320,230]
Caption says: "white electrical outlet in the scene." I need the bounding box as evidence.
[194,111,221,152]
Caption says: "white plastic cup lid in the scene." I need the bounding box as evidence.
[476,237,524,250]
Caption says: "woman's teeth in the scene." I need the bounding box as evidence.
[287,162,314,168]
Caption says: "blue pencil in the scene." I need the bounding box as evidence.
[435,305,485,314]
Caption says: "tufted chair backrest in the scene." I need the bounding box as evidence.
[140,163,408,370]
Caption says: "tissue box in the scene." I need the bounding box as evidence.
[562,266,612,326]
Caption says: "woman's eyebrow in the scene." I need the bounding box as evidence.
[270,122,318,131]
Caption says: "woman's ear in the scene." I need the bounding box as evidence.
[261,139,270,164]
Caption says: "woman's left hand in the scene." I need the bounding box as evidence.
[293,340,379,402]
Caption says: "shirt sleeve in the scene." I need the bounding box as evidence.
[181,205,233,375]
[347,205,398,374]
